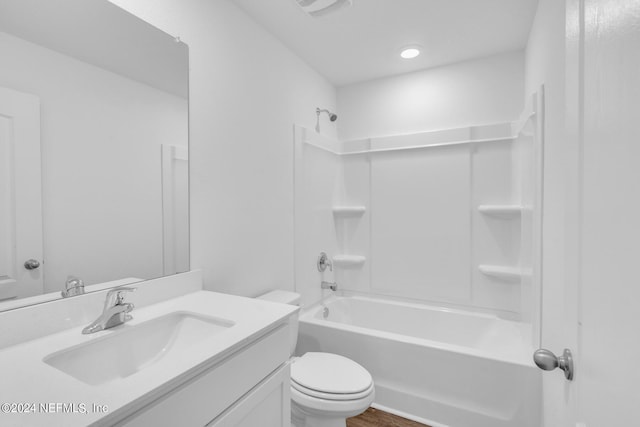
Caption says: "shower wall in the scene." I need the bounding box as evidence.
[342,124,528,318]
[367,140,473,303]
[296,122,540,323]
[294,127,343,308]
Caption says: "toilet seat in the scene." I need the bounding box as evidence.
[290,352,373,401]
[292,379,375,401]
[290,384,375,418]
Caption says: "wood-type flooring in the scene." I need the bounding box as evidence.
[346,407,430,427]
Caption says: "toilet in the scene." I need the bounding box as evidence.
[258,290,374,427]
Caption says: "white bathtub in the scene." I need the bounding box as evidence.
[297,295,541,427]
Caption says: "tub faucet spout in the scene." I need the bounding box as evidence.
[321,281,337,291]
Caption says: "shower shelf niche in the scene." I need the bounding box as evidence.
[477,204,523,218]
[332,255,366,268]
[478,265,529,281]
[332,206,366,218]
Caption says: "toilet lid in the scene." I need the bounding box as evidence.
[291,352,373,395]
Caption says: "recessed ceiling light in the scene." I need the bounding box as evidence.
[400,47,421,59]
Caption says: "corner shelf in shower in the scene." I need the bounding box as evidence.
[477,204,523,218]
[478,265,525,281]
[332,206,366,218]
[332,255,366,268]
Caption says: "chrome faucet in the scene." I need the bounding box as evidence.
[321,281,337,291]
[82,287,135,334]
[61,276,85,298]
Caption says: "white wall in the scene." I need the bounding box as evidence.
[337,51,525,141]
[109,0,337,297]
[523,0,566,425]
[0,32,188,292]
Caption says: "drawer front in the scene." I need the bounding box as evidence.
[119,325,289,427]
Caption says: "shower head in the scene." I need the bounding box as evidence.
[316,108,338,121]
[315,108,338,133]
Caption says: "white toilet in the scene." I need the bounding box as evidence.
[258,290,374,427]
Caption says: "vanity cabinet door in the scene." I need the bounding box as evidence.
[207,364,290,427]
[117,325,289,427]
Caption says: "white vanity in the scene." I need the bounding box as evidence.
[0,271,297,427]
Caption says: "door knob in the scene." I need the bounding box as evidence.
[24,259,40,270]
[533,348,574,380]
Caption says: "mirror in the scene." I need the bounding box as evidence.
[0,0,189,311]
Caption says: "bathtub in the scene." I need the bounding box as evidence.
[296,294,541,427]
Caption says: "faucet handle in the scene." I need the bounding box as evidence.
[61,275,85,298]
[65,276,84,289]
[104,287,136,307]
[317,252,333,272]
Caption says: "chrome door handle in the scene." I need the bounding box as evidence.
[533,348,574,380]
[24,259,40,270]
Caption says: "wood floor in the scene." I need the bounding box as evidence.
[346,407,430,427]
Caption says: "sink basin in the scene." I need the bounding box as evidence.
[44,311,234,385]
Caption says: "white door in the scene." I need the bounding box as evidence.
[0,87,43,300]
[161,144,189,275]
[543,0,640,426]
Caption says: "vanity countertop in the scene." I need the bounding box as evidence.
[0,290,297,427]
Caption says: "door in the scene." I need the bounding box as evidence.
[161,144,189,275]
[0,87,43,300]
[546,0,640,425]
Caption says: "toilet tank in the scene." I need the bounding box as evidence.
[257,290,301,356]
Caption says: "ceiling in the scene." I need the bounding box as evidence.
[232,0,540,87]
[0,0,188,98]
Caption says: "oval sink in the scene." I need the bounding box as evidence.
[43,311,234,385]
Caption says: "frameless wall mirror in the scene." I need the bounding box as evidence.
[0,0,189,311]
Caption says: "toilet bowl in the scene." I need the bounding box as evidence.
[258,290,374,427]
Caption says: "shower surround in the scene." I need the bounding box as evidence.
[293,91,543,425]
[294,115,541,321]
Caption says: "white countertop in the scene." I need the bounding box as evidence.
[0,290,297,427]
